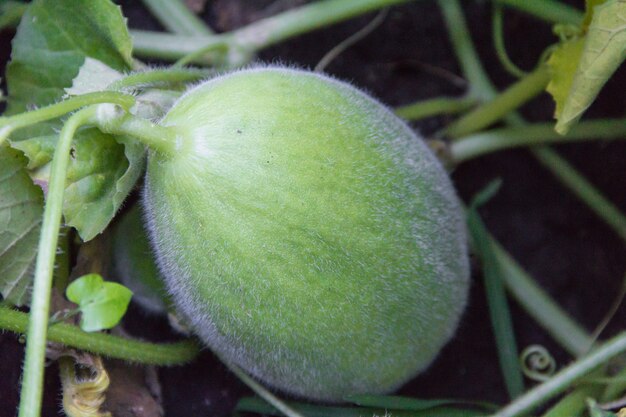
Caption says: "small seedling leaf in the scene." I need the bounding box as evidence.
[555,0,626,134]
[66,273,133,332]
[0,147,44,306]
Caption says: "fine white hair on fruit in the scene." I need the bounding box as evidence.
[142,64,469,401]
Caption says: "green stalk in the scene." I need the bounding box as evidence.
[492,242,592,357]
[0,306,199,365]
[531,146,626,242]
[394,96,477,121]
[132,0,417,64]
[492,3,528,78]
[601,362,626,401]
[491,332,626,417]
[314,9,388,72]
[141,0,213,36]
[53,227,71,293]
[439,0,624,358]
[493,0,583,25]
[450,119,626,162]
[95,111,182,157]
[437,0,495,99]
[131,30,212,61]
[225,361,305,417]
[443,66,550,139]
[172,41,230,68]
[0,92,135,144]
[229,0,415,53]
[468,204,524,398]
[108,67,213,90]
[18,106,99,417]
[540,382,603,417]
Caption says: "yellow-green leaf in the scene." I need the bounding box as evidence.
[556,0,626,134]
[582,0,609,30]
[66,274,133,332]
[546,37,585,122]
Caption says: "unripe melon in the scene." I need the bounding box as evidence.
[143,66,469,401]
[110,205,168,315]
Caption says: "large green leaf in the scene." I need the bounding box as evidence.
[0,2,28,31]
[6,0,132,118]
[556,0,626,134]
[0,146,44,306]
[5,0,144,240]
[10,134,57,170]
[63,129,145,242]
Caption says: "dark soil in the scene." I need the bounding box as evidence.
[1,1,625,416]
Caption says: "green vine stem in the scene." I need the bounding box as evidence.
[493,0,583,25]
[0,91,135,144]
[395,96,477,121]
[601,361,626,401]
[224,360,304,417]
[492,242,592,357]
[450,119,626,162]
[491,332,626,417]
[94,110,182,156]
[173,41,230,68]
[131,0,416,65]
[130,30,209,62]
[108,67,213,91]
[141,0,213,36]
[492,3,528,78]
[443,66,550,139]
[18,106,101,417]
[468,201,524,398]
[540,383,603,417]
[439,0,623,357]
[438,0,494,100]
[531,146,626,242]
[53,227,71,293]
[0,306,200,365]
[314,9,388,72]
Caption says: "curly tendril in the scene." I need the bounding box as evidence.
[520,345,557,382]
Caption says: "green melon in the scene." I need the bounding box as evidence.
[143,66,469,401]
[110,204,168,315]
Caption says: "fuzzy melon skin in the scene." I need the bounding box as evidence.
[143,67,469,401]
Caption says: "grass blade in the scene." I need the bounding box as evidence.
[467,182,525,399]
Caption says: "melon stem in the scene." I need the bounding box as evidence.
[94,111,183,157]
